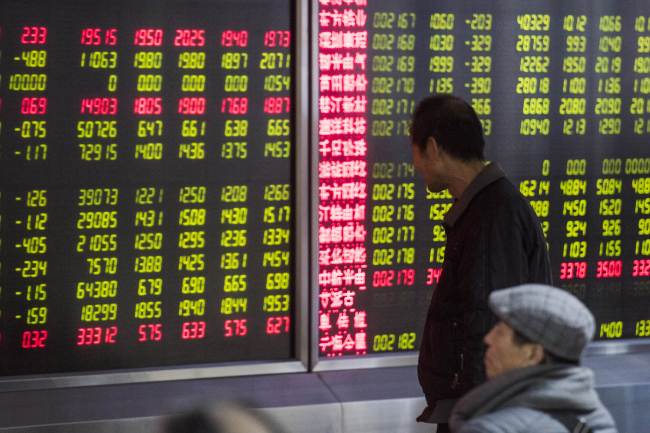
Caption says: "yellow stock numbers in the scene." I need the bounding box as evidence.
[373,332,416,351]
[19,120,47,138]
[264,184,290,201]
[137,278,163,296]
[77,121,117,139]
[135,187,164,205]
[81,51,117,68]
[182,276,206,294]
[134,255,163,273]
[77,233,117,253]
[76,211,118,230]
[134,301,162,319]
[20,236,47,254]
[134,232,163,250]
[178,208,206,226]
[179,186,206,204]
[20,50,47,67]
[137,120,164,137]
[9,73,47,91]
[516,77,549,94]
[181,74,206,91]
[220,229,247,247]
[430,13,454,30]
[178,52,205,69]
[81,303,117,322]
[79,143,117,161]
[263,294,289,312]
[224,274,247,292]
[76,280,118,300]
[221,185,248,202]
[179,299,206,317]
[429,34,454,51]
[133,51,162,69]
[260,52,291,69]
[220,252,248,270]
[224,75,248,92]
[266,272,289,290]
[178,231,205,249]
[224,120,248,137]
[78,188,118,206]
[267,119,290,137]
[137,74,162,91]
[636,320,650,337]
[263,228,290,246]
[221,52,248,69]
[429,56,454,73]
[517,14,551,31]
[26,306,48,325]
[221,141,247,159]
[221,207,248,225]
[372,12,416,29]
[516,34,550,52]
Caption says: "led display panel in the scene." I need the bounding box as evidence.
[317,0,650,358]
[0,0,295,375]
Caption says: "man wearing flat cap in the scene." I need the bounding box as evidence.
[450,284,618,433]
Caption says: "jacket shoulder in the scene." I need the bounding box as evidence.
[458,407,566,433]
[466,178,531,220]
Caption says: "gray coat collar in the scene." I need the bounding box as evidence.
[443,162,505,228]
[450,364,600,431]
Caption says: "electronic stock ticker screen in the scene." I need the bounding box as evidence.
[318,0,650,358]
[0,0,294,375]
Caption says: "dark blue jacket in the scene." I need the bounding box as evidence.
[418,163,552,422]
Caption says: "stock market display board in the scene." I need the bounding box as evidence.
[318,0,650,358]
[0,0,294,374]
[1,0,649,376]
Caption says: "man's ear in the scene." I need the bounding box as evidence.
[424,136,440,160]
[528,344,546,365]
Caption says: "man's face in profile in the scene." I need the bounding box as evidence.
[411,139,446,193]
[483,321,542,379]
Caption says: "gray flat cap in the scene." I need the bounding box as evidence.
[488,284,595,361]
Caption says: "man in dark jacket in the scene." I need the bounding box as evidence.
[450,284,618,433]
[410,95,552,432]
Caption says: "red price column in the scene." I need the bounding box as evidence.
[318,0,370,356]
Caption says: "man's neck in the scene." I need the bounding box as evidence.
[446,159,487,199]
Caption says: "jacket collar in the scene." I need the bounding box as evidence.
[449,364,597,432]
[443,162,505,228]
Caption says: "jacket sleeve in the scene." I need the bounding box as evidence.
[456,207,533,392]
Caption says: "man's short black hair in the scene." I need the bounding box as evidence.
[410,94,485,161]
